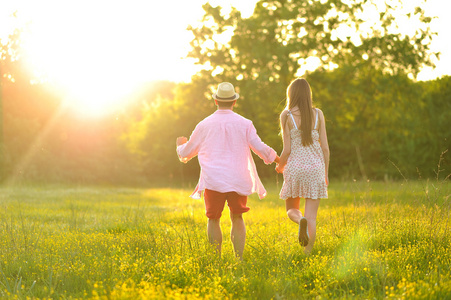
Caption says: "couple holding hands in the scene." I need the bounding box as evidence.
[176,79,329,259]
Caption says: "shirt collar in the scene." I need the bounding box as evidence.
[214,109,234,114]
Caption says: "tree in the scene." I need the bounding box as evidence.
[307,62,421,179]
[414,76,451,178]
[0,26,22,182]
[189,1,435,120]
[122,77,216,183]
[190,0,436,81]
[0,22,138,184]
[0,65,3,181]
[186,0,438,179]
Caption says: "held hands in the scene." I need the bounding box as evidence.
[274,155,285,173]
[274,155,284,173]
[275,164,284,174]
[176,136,188,146]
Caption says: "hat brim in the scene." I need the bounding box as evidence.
[212,93,240,101]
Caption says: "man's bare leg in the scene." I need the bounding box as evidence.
[207,218,222,255]
[230,212,246,260]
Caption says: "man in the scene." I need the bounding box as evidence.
[176,82,279,259]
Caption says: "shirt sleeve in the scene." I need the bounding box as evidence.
[177,124,202,163]
[247,122,277,164]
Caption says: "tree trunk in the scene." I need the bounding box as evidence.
[0,75,4,182]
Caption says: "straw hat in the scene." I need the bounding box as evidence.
[212,82,239,101]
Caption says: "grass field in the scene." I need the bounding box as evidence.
[0,180,450,299]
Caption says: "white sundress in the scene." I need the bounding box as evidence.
[279,109,328,200]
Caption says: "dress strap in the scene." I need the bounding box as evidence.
[287,110,298,130]
[314,108,319,130]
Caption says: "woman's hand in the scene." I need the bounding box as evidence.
[176,136,188,146]
[275,164,284,173]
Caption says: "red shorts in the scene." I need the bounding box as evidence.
[204,189,250,219]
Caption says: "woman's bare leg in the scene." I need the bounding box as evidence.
[285,197,302,223]
[286,197,309,246]
[304,198,320,254]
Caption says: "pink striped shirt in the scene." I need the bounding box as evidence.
[177,109,277,199]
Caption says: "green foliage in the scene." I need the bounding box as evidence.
[0,181,450,298]
[308,69,450,179]
[0,25,23,182]
[414,76,451,176]
[180,0,447,181]
[0,0,449,184]
[121,76,216,182]
[0,76,4,182]
[188,0,437,122]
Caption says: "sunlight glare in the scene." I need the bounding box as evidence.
[8,0,206,117]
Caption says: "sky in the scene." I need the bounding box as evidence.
[0,0,449,115]
[414,0,451,81]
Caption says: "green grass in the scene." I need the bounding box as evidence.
[0,180,450,299]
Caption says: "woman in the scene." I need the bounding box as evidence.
[276,78,330,254]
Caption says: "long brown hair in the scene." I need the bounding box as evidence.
[285,78,314,146]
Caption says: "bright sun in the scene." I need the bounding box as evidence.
[5,0,203,117]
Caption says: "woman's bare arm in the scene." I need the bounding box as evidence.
[276,110,291,173]
[318,109,330,184]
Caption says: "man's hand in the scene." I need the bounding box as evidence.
[176,136,188,146]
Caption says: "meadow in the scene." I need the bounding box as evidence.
[0,180,450,299]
